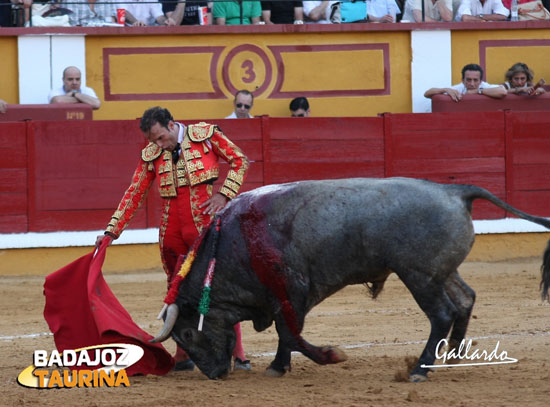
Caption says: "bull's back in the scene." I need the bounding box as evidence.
[222,178,475,285]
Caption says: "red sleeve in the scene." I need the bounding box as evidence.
[209,127,249,199]
[105,159,156,238]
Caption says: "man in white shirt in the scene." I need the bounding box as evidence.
[48,66,101,110]
[303,1,335,23]
[424,63,507,101]
[402,0,453,22]
[124,0,176,26]
[225,90,254,119]
[367,0,401,23]
[454,0,509,21]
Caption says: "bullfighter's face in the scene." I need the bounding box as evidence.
[171,309,235,379]
[147,121,179,152]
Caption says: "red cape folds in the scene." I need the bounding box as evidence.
[43,239,175,376]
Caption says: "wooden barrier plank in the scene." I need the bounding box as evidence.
[392,157,504,174]
[507,190,550,217]
[0,215,27,233]
[390,111,504,131]
[270,139,384,162]
[31,210,148,232]
[268,117,383,140]
[390,129,505,159]
[0,123,27,169]
[269,162,385,183]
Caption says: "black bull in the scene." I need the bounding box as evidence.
[151,177,550,381]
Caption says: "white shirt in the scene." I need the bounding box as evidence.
[455,0,509,21]
[125,0,165,26]
[450,81,501,94]
[367,0,401,18]
[225,111,253,119]
[402,0,453,22]
[48,85,98,102]
[303,1,336,24]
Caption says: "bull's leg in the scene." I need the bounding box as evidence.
[444,272,476,353]
[265,339,292,377]
[398,271,458,381]
[265,313,348,377]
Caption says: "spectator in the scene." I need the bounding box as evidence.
[502,62,546,95]
[261,1,304,24]
[402,0,453,22]
[213,0,261,25]
[48,66,101,110]
[0,99,7,114]
[162,1,212,25]
[124,0,176,26]
[60,0,117,25]
[8,0,33,26]
[0,0,11,27]
[303,1,335,23]
[367,0,402,22]
[226,90,254,118]
[289,97,310,117]
[424,63,507,101]
[454,0,509,21]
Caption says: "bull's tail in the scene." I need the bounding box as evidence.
[459,184,550,230]
[541,241,550,302]
[458,184,550,302]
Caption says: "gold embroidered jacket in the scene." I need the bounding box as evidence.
[106,122,249,238]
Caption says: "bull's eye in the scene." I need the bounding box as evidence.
[183,329,194,341]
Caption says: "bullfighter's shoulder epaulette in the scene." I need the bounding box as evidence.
[187,122,216,143]
[141,142,163,162]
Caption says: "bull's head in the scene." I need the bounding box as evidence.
[151,303,235,379]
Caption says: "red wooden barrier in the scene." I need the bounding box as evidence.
[431,93,550,113]
[0,122,27,233]
[2,111,550,234]
[265,117,384,184]
[506,111,550,217]
[384,111,506,219]
[0,104,93,121]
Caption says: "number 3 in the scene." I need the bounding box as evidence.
[241,59,256,83]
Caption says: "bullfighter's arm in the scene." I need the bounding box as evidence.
[104,158,156,239]
[209,127,249,200]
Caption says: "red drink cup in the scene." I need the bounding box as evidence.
[117,9,126,25]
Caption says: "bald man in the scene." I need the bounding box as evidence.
[48,66,101,110]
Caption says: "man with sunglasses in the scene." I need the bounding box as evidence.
[226,90,254,119]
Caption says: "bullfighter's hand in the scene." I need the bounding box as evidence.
[200,193,229,215]
[95,234,114,248]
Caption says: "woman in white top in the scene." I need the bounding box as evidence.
[502,62,546,96]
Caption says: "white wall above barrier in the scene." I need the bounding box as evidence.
[18,35,86,104]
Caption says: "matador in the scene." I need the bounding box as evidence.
[96,106,250,372]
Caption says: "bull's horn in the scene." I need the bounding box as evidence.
[150,303,179,343]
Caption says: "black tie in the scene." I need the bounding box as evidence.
[172,143,181,163]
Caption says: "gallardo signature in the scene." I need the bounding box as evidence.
[421,339,518,368]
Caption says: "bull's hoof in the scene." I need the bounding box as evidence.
[409,374,428,383]
[264,367,286,377]
[322,346,348,364]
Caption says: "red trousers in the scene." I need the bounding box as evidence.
[159,184,246,362]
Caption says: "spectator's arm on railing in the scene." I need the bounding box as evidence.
[294,6,304,23]
[424,87,462,102]
[262,10,273,24]
[306,1,329,21]
[170,2,186,25]
[0,99,7,114]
